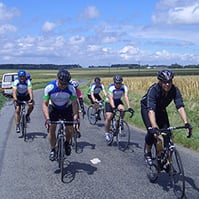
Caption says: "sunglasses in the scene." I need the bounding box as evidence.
[161,80,172,84]
[59,80,68,86]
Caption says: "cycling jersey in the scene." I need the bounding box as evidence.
[76,88,83,99]
[87,83,105,95]
[106,83,128,103]
[12,78,32,97]
[43,80,77,110]
[141,83,184,111]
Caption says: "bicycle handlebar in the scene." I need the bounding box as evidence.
[114,109,134,118]
[159,125,192,138]
[50,120,78,125]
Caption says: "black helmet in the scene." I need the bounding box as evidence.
[57,68,71,83]
[157,70,174,81]
[113,74,123,83]
[94,77,101,83]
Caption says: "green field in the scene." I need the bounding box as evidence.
[0,68,198,151]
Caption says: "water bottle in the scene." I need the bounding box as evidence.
[156,135,164,157]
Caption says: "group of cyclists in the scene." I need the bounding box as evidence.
[12,68,192,164]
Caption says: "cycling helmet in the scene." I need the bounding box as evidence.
[18,70,26,77]
[157,70,174,81]
[57,68,71,83]
[94,77,101,83]
[113,74,123,84]
[71,80,79,88]
[27,73,31,80]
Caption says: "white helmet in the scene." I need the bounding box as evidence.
[71,80,79,88]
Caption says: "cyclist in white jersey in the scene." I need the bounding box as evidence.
[42,69,79,161]
[12,69,34,133]
[104,74,134,144]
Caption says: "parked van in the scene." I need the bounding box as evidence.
[1,72,18,97]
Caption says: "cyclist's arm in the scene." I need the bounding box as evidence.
[28,87,33,101]
[108,93,115,109]
[177,107,188,124]
[101,84,107,98]
[42,100,50,120]
[91,92,97,102]
[12,87,17,101]
[148,110,158,128]
[72,99,79,120]
[123,93,130,109]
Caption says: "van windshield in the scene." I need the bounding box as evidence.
[4,75,17,82]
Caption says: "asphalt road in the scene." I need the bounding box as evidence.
[0,89,199,199]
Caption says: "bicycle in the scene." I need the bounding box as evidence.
[87,100,105,125]
[50,120,77,182]
[18,100,28,141]
[144,126,192,199]
[109,109,134,151]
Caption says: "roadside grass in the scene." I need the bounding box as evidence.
[0,68,198,151]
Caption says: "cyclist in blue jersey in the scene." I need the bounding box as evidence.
[87,77,107,120]
[42,68,79,161]
[12,70,34,133]
[104,74,134,144]
[141,70,192,164]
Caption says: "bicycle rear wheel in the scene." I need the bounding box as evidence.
[87,105,96,125]
[117,120,130,151]
[170,149,185,199]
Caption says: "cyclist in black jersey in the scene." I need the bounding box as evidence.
[140,70,192,164]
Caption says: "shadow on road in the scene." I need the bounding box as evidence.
[55,160,97,184]
[23,131,47,141]
[73,141,96,154]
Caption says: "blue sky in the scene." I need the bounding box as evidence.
[1,0,199,67]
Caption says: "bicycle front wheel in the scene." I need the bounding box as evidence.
[58,137,65,182]
[73,130,78,153]
[87,105,96,125]
[170,149,185,199]
[117,120,130,151]
[21,114,27,141]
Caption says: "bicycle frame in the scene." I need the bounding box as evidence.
[87,100,105,125]
[109,109,133,151]
[145,126,187,199]
[18,101,28,141]
[50,120,77,182]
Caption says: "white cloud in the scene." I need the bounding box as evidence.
[101,36,118,43]
[0,24,17,34]
[41,21,60,32]
[68,35,85,45]
[119,46,140,60]
[152,1,199,25]
[80,6,100,20]
[0,3,19,22]
[168,3,199,24]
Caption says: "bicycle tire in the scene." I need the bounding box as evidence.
[87,105,96,125]
[59,137,64,182]
[73,130,78,153]
[147,163,159,183]
[117,120,130,151]
[170,149,185,199]
[21,114,27,141]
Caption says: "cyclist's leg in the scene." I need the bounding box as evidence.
[48,105,58,161]
[14,100,21,133]
[24,95,34,122]
[141,106,154,163]
[104,103,113,143]
[62,105,73,156]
